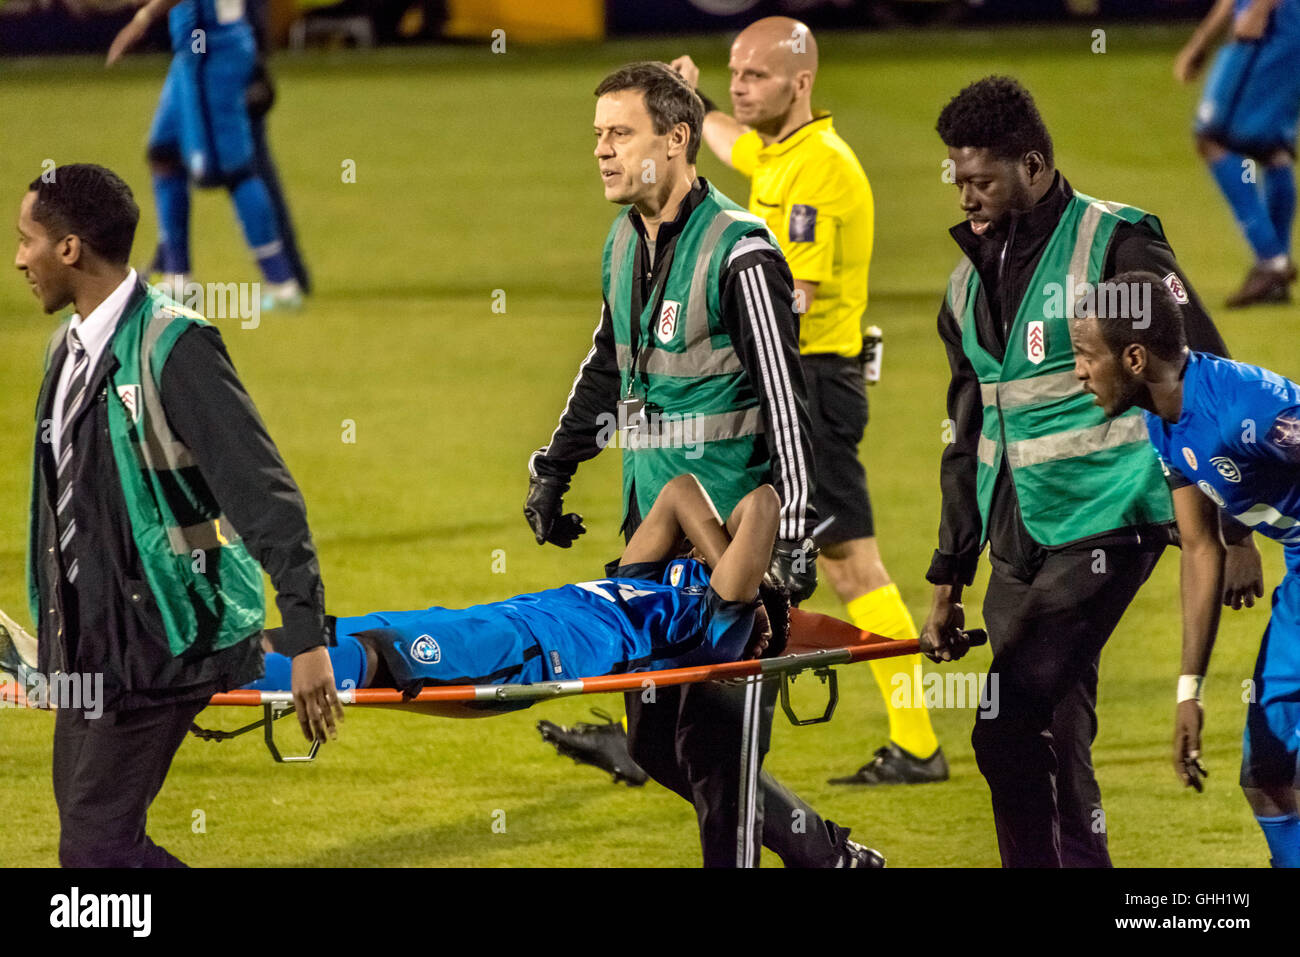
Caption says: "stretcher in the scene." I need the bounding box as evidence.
[193,609,987,762]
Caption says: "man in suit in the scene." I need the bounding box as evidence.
[14,163,340,867]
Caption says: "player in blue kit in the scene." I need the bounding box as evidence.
[247,475,786,702]
[106,0,304,309]
[1176,0,1300,306]
[1071,270,1300,867]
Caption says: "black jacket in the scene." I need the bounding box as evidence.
[30,279,327,711]
[529,178,818,541]
[927,173,1231,586]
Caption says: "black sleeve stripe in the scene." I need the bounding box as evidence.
[737,264,809,540]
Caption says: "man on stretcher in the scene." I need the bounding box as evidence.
[249,475,787,705]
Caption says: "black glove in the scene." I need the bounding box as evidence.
[766,537,819,605]
[524,475,586,548]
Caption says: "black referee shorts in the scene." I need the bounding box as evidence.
[800,353,873,545]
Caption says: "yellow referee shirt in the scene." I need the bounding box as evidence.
[730,112,873,357]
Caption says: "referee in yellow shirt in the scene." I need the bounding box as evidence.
[673,17,945,785]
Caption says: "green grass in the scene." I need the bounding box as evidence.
[0,25,1293,867]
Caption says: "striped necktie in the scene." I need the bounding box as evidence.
[55,326,89,585]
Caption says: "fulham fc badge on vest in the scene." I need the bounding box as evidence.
[116,384,141,424]
[657,300,681,344]
[1026,320,1046,365]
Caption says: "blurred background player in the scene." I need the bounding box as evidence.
[671,16,946,785]
[106,0,306,309]
[244,0,310,294]
[1071,272,1299,867]
[526,62,878,868]
[1174,0,1300,306]
[920,76,1249,867]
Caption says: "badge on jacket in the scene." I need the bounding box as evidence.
[657,300,681,344]
[116,384,141,424]
[1026,320,1046,365]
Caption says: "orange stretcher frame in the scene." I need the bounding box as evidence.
[193,611,986,761]
[209,609,911,709]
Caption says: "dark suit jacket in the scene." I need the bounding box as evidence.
[30,278,327,711]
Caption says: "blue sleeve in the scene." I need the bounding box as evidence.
[1223,377,1300,465]
[1263,406,1300,464]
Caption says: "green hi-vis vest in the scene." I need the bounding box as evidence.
[946,192,1174,547]
[28,285,265,656]
[603,183,779,522]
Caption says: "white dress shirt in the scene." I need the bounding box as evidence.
[50,269,138,454]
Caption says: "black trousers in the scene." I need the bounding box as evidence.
[53,698,208,868]
[972,545,1163,867]
[624,677,850,868]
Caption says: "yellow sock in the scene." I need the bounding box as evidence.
[846,584,939,759]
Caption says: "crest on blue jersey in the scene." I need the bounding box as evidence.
[410,634,441,664]
[1211,456,1241,483]
[789,205,817,242]
[1182,447,1199,472]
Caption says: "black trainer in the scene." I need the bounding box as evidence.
[828,743,950,786]
[537,708,649,786]
[838,839,886,868]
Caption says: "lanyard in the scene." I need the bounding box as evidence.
[626,232,671,397]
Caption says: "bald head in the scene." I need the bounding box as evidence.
[728,17,818,137]
[733,17,818,78]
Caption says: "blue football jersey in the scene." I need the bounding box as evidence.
[334,559,756,686]
[168,0,253,52]
[1144,352,1300,545]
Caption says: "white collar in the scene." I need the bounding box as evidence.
[68,268,138,361]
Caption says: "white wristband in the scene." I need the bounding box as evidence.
[1177,674,1204,705]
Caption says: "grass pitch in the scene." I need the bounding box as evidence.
[0,25,1293,867]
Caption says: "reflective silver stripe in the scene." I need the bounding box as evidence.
[685,209,766,350]
[1234,503,1300,536]
[139,310,197,470]
[977,433,998,468]
[948,258,975,330]
[1066,202,1107,318]
[1004,414,1147,470]
[606,216,636,336]
[613,342,742,377]
[726,235,772,265]
[165,514,242,555]
[624,407,762,447]
[980,382,998,408]
[997,370,1084,410]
